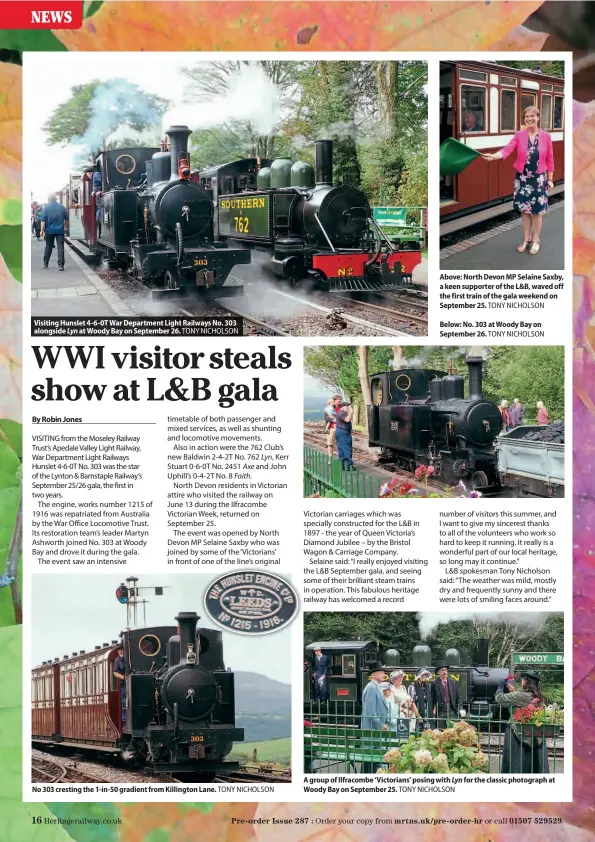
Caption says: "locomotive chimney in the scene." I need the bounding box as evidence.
[315,139,333,186]
[166,125,192,181]
[176,611,199,665]
[465,355,484,400]
[476,637,489,666]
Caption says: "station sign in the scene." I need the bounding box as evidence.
[372,207,408,226]
[512,652,564,665]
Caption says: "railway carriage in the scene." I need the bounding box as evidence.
[32,612,244,776]
[440,61,565,233]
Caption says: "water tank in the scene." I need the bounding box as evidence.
[412,644,432,668]
[257,167,271,189]
[442,374,465,400]
[151,149,171,183]
[270,158,293,188]
[384,648,400,666]
[429,378,443,402]
[291,160,315,188]
[444,647,461,666]
[145,160,154,186]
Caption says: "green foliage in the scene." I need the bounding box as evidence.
[542,685,564,706]
[0,430,21,628]
[303,612,564,669]
[0,225,22,283]
[305,345,564,422]
[43,81,169,149]
[185,60,427,206]
[230,737,291,765]
[0,30,66,63]
[494,59,565,79]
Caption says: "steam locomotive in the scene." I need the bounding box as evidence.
[72,126,250,300]
[304,639,510,723]
[368,355,502,490]
[198,140,423,294]
[32,612,244,777]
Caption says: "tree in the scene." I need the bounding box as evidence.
[357,346,371,434]
[44,79,169,153]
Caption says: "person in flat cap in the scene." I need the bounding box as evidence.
[407,667,434,730]
[431,663,462,729]
[495,670,550,773]
[360,661,389,773]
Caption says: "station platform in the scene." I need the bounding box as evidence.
[30,237,132,317]
[440,203,564,271]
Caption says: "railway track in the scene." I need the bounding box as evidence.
[322,290,428,327]
[32,755,107,784]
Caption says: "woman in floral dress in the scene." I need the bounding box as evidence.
[482,106,555,256]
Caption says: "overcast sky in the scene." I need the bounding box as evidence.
[31,573,292,684]
[26,54,200,201]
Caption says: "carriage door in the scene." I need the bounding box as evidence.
[440,64,455,203]
[370,376,384,442]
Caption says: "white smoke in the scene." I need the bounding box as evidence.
[163,63,282,136]
[417,612,551,640]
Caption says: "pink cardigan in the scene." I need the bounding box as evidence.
[499,129,554,174]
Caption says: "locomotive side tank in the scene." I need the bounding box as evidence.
[368,355,501,489]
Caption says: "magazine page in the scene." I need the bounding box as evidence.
[0,1,590,838]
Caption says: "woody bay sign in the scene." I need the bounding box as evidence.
[512,652,564,665]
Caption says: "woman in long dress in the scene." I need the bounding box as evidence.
[495,670,550,773]
[389,670,418,733]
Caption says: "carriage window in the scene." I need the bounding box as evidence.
[521,92,537,115]
[501,89,517,132]
[341,655,356,678]
[541,94,553,130]
[500,75,517,86]
[460,85,486,133]
[371,378,383,406]
[553,96,564,129]
[459,69,487,82]
[554,86,564,93]
[32,678,37,702]
[541,83,553,92]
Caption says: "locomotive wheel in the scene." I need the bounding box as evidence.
[471,471,489,489]
[164,271,180,290]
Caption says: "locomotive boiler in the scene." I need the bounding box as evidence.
[199,140,422,293]
[368,355,502,490]
[32,611,244,777]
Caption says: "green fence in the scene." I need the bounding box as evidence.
[304,703,563,775]
[303,446,382,498]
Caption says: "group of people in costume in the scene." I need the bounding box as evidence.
[312,649,551,774]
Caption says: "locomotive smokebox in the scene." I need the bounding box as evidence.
[465,355,484,400]
[315,139,333,186]
[166,125,192,181]
[475,637,489,666]
[175,611,199,664]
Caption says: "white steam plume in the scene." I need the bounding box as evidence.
[417,611,551,640]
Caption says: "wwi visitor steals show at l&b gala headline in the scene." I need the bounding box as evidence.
[17,48,573,807]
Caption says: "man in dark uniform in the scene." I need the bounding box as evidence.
[312,648,330,703]
[112,644,127,723]
[408,667,434,730]
[40,193,69,270]
[432,663,461,729]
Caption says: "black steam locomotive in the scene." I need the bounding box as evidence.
[74,126,249,300]
[304,639,510,723]
[368,355,502,490]
[32,612,244,777]
[198,140,423,293]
